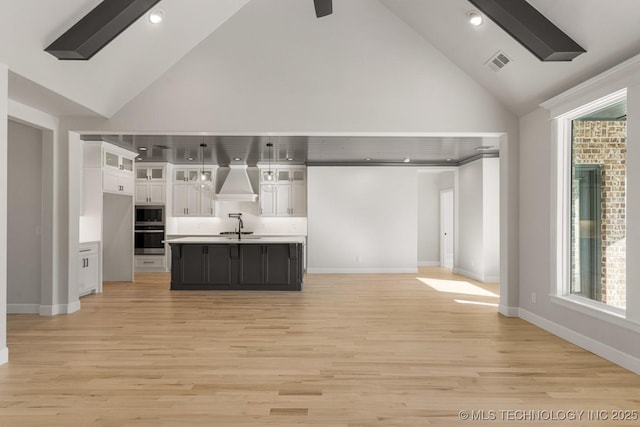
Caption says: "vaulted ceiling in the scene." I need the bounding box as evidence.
[3,0,640,120]
[0,0,640,164]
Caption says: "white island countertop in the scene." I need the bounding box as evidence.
[165,236,306,245]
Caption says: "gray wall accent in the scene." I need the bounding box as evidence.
[7,120,42,307]
[102,193,133,281]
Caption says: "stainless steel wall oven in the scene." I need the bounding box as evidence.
[135,206,165,255]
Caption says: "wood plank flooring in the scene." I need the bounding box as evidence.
[1,268,640,426]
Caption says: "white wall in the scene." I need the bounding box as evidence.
[458,160,484,279]
[102,0,516,134]
[518,56,640,373]
[417,172,440,266]
[307,167,417,273]
[7,120,42,312]
[457,158,500,282]
[0,64,8,364]
[482,158,500,281]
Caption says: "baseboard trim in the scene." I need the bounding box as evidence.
[498,304,519,317]
[39,301,82,316]
[0,347,8,365]
[7,304,40,314]
[307,267,418,274]
[519,308,640,375]
[455,268,499,283]
[418,261,441,267]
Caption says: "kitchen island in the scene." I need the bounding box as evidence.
[166,236,305,291]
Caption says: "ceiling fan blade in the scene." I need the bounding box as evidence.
[314,0,333,18]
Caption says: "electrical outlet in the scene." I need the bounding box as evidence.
[531,292,537,304]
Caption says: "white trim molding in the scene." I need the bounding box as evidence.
[39,301,81,316]
[0,347,8,365]
[499,305,519,317]
[519,308,640,375]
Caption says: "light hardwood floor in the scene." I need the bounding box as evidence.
[1,268,640,426]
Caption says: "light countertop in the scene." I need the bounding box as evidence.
[165,236,306,245]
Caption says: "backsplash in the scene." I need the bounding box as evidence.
[166,201,307,236]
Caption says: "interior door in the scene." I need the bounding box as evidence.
[440,189,454,269]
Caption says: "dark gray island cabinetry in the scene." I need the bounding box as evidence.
[167,237,304,291]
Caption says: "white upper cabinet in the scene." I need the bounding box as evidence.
[172,166,216,217]
[258,166,306,217]
[135,163,167,205]
[83,141,136,196]
[136,166,165,181]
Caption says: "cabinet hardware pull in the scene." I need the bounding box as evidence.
[80,249,91,253]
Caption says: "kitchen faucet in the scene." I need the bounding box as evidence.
[228,213,243,240]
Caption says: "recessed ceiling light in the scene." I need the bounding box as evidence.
[287,157,294,161]
[468,11,483,26]
[149,9,164,24]
[233,157,242,161]
[403,157,411,163]
[138,147,147,151]
[365,158,372,161]
[446,158,453,162]
[187,157,194,161]
[136,157,143,161]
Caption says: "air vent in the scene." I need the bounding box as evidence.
[486,51,511,72]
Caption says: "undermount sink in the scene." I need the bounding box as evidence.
[224,235,260,240]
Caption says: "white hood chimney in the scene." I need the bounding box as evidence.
[216,165,258,202]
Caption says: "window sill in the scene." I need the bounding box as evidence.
[550,294,640,333]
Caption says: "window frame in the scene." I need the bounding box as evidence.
[552,89,628,319]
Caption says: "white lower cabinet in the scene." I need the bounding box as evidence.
[135,255,166,272]
[79,242,100,296]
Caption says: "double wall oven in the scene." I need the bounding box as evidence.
[135,206,165,255]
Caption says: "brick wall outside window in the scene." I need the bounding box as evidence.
[571,120,626,308]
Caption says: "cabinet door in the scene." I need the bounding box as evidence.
[180,245,207,284]
[149,167,165,180]
[260,185,276,216]
[199,189,215,216]
[135,183,150,204]
[290,182,306,216]
[277,169,290,182]
[149,183,165,204]
[265,245,291,285]
[185,185,200,216]
[121,156,134,173]
[84,253,99,292]
[276,184,291,216]
[206,246,232,285]
[136,167,149,180]
[104,151,120,169]
[291,169,305,182]
[238,245,265,285]
[173,184,187,216]
[103,171,120,193]
[120,176,134,195]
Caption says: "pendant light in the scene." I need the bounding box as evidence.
[194,142,213,193]
[264,142,275,191]
[266,142,274,181]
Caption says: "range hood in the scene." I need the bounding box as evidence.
[216,165,258,202]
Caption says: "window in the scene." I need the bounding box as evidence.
[566,96,627,309]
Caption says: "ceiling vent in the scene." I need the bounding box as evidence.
[486,51,511,72]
